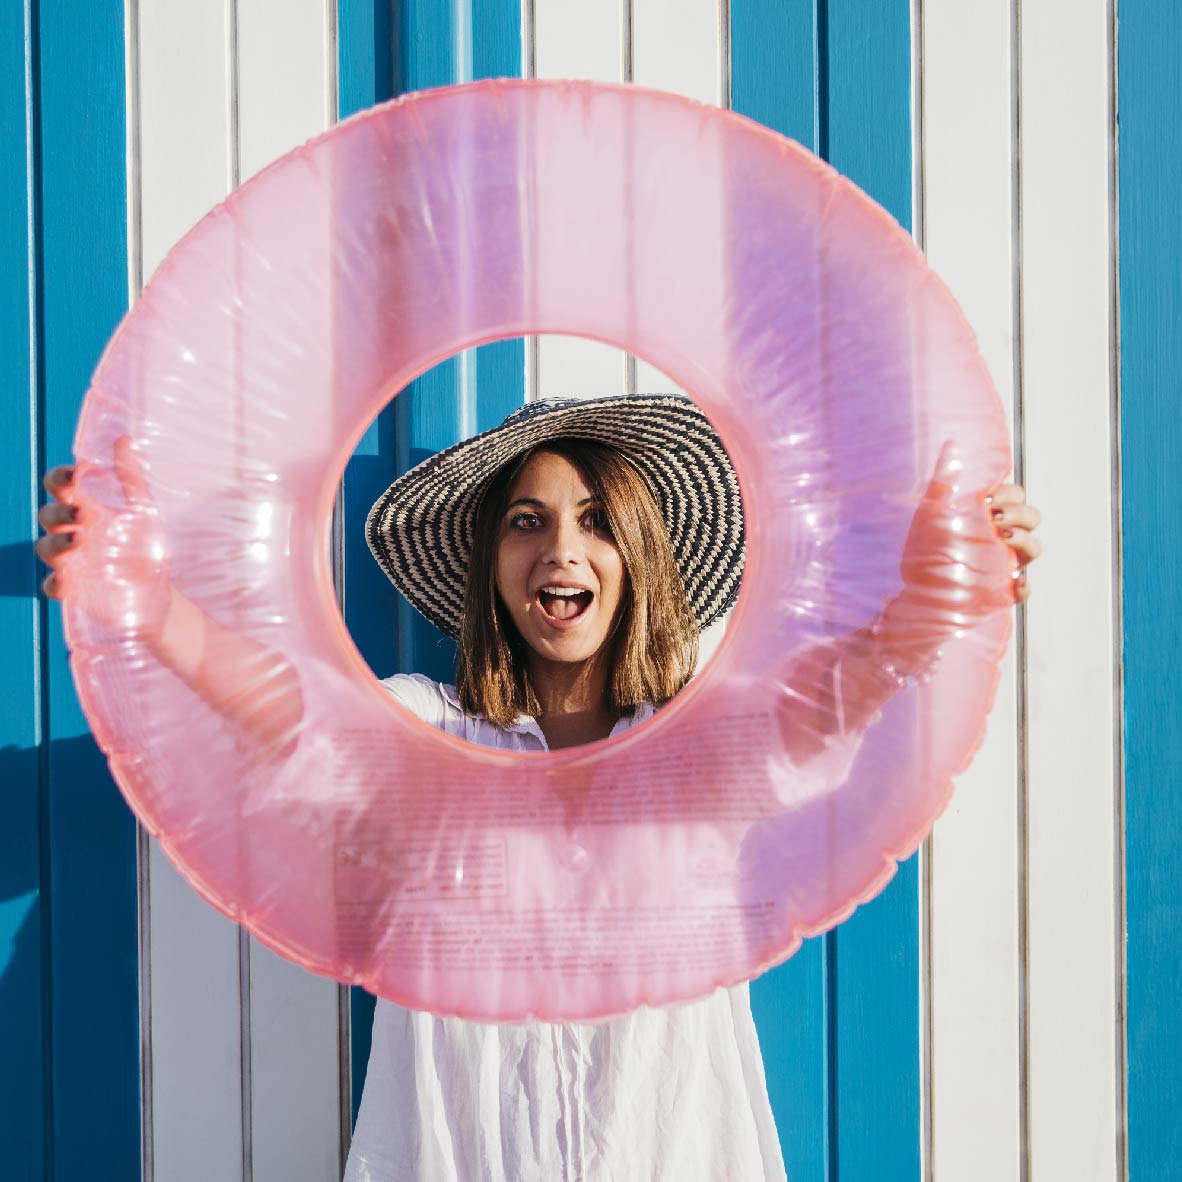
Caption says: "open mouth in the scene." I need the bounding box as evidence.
[536,587,595,623]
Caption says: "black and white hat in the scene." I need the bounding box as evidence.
[365,393,746,639]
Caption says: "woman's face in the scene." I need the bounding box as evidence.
[494,450,626,666]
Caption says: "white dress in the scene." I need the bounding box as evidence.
[343,674,789,1182]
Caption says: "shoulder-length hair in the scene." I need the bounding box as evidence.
[456,437,699,729]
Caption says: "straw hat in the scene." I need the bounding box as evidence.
[365,393,745,639]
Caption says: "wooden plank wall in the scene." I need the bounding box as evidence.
[0,0,1143,1178]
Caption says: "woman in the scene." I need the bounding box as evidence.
[37,393,1041,1181]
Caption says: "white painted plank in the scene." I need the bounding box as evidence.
[249,943,342,1181]
[138,0,231,279]
[534,0,627,397]
[921,2,1024,1177]
[145,850,245,1180]
[533,0,623,82]
[1020,2,1121,1177]
[534,336,628,399]
[136,4,245,1179]
[531,1,724,401]
[631,0,723,398]
[235,4,343,1179]
[238,0,331,184]
[632,0,721,105]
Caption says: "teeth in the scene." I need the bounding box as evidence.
[540,586,588,597]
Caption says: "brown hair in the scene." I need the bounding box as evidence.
[456,438,699,728]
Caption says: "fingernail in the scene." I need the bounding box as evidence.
[1003,528,1014,539]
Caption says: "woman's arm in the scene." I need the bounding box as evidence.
[153,586,304,758]
[37,440,304,758]
[777,449,1042,761]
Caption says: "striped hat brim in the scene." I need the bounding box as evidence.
[365,393,746,640]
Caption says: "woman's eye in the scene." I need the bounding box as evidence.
[582,509,612,535]
[508,512,540,530]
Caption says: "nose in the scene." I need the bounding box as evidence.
[544,513,587,566]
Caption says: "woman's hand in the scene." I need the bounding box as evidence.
[880,444,1042,669]
[35,463,81,601]
[37,439,303,760]
[36,437,175,644]
[987,482,1041,604]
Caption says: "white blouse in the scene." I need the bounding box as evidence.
[343,674,788,1182]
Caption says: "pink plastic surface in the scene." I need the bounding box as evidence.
[65,80,1014,1022]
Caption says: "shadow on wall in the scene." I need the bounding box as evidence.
[0,730,139,1154]
[0,542,50,595]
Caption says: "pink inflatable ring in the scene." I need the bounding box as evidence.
[65,80,1014,1022]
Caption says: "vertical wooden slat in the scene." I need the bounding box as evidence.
[1119,1,1179,1177]
[632,0,722,103]
[824,3,921,1178]
[533,0,625,82]
[631,0,723,398]
[138,3,233,281]
[629,0,731,687]
[248,941,341,1181]
[237,0,331,184]
[341,0,523,1125]
[389,2,466,685]
[1021,2,1122,1178]
[135,4,244,1178]
[36,0,141,1176]
[734,3,921,1178]
[533,0,628,399]
[730,1,816,149]
[234,4,342,1179]
[921,1,1024,1177]
[729,9,827,1177]
[337,0,396,1128]
[382,0,525,680]
[471,0,528,433]
[0,4,47,1178]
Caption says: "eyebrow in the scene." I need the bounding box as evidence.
[505,496,600,511]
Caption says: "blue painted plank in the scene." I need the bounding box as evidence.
[339,0,393,122]
[731,7,831,1180]
[390,1,466,685]
[1119,2,1182,1175]
[470,0,526,432]
[388,0,526,679]
[730,0,817,147]
[748,944,828,1182]
[824,0,913,242]
[35,1,141,1176]
[825,4,920,1179]
[0,5,48,1179]
[735,2,920,1179]
[339,0,398,1123]
[393,0,526,637]
[340,0,523,1122]
[340,0,399,685]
